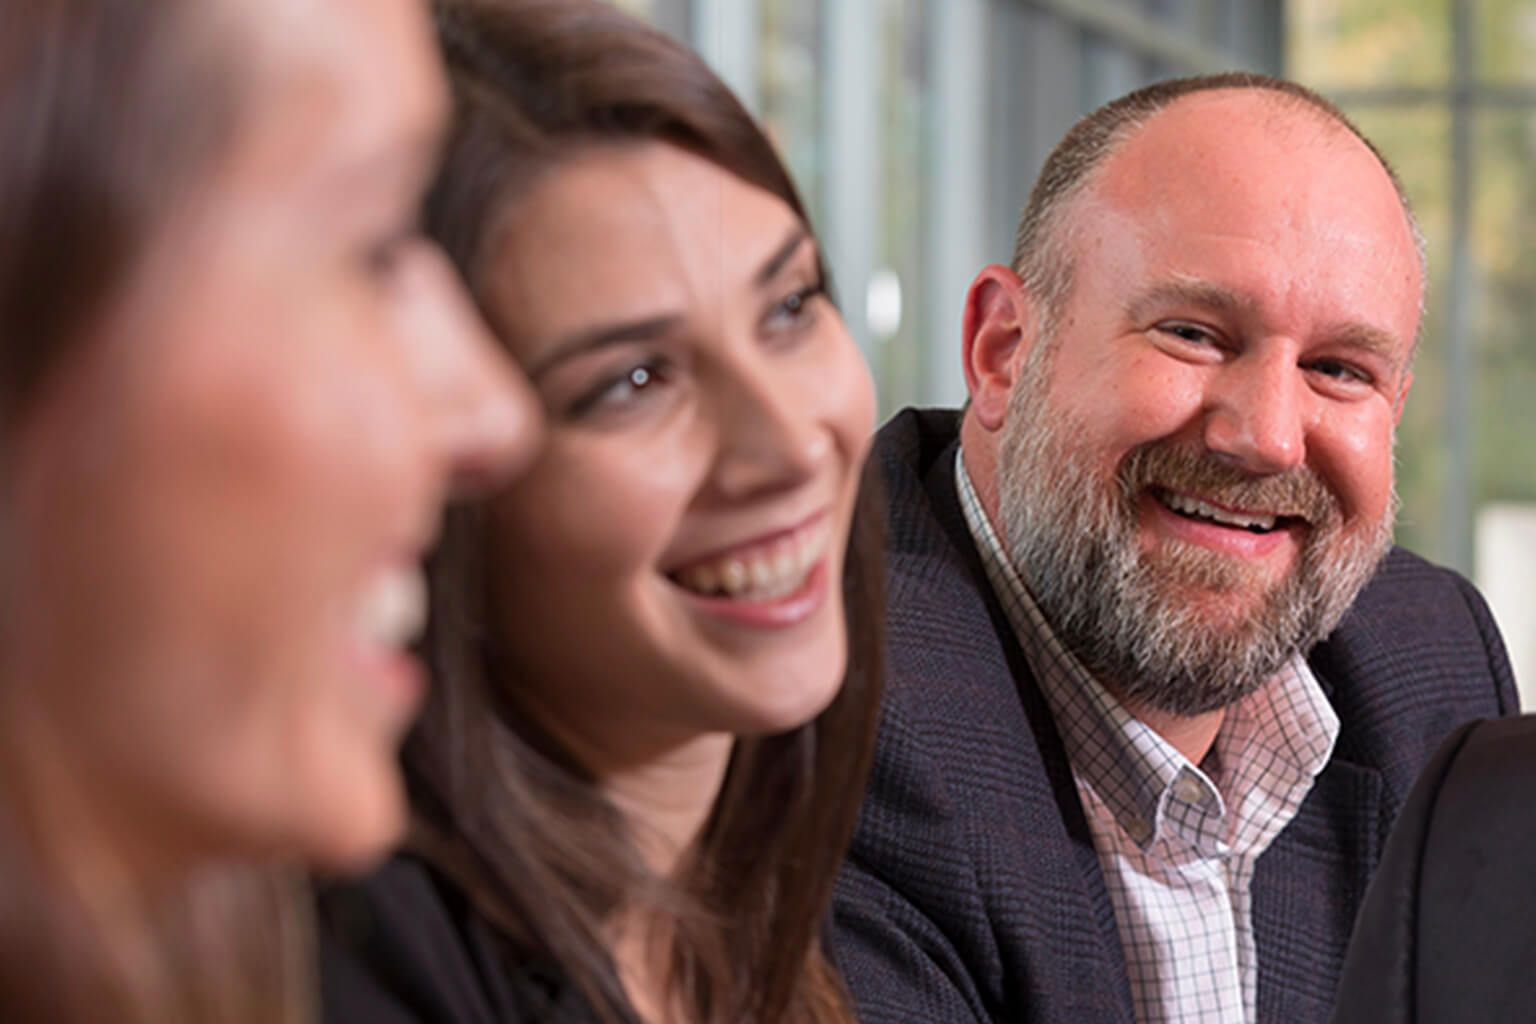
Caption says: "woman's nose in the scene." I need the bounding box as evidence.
[709,363,829,501]
[394,243,542,496]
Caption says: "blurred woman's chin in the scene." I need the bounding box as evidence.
[301,769,409,876]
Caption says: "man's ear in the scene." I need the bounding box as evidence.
[963,264,1036,433]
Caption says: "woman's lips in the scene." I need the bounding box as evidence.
[353,562,428,651]
[668,515,830,601]
[664,513,834,628]
[674,559,830,628]
[346,562,430,726]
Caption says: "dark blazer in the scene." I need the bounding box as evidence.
[833,408,1519,1024]
[1332,715,1536,1024]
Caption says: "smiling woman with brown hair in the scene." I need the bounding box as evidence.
[317,2,885,1022]
[0,1,537,1019]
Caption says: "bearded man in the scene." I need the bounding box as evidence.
[832,73,1516,1024]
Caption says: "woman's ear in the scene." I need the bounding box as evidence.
[962,264,1037,433]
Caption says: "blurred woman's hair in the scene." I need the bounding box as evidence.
[0,2,304,1019]
[409,2,885,1020]
[0,0,235,422]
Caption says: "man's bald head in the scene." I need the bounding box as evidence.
[1010,72,1424,343]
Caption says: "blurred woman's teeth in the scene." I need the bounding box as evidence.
[674,519,828,600]
[356,565,427,649]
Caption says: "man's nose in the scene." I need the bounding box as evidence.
[1201,346,1308,476]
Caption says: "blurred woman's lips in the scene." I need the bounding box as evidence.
[345,561,429,725]
[354,562,428,651]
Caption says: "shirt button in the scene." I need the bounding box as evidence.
[1175,776,1206,804]
[1125,817,1152,844]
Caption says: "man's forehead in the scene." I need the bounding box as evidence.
[1074,93,1419,312]
[1093,91,1371,207]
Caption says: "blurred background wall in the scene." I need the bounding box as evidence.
[611,0,1536,704]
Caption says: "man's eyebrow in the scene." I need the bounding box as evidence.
[1323,321,1407,371]
[755,226,811,287]
[527,314,683,381]
[1126,279,1252,323]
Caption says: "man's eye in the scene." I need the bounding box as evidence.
[1309,359,1372,384]
[1159,323,1214,345]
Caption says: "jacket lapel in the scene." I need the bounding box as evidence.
[1252,656,1384,1024]
[915,419,1136,1018]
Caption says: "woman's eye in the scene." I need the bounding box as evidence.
[568,359,671,418]
[766,282,826,333]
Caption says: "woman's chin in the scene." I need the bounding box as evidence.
[731,652,848,737]
[299,771,409,877]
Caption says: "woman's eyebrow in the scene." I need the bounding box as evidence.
[527,227,812,381]
[754,226,811,288]
[528,314,683,381]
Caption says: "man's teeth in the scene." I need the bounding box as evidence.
[356,566,428,649]
[1160,490,1277,532]
[674,520,829,600]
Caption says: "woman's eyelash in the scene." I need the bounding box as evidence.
[784,282,824,311]
[770,281,828,327]
[560,278,829,420]
[568,357,672,418]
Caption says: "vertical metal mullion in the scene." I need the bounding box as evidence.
[820,0,880,357]
[1262,0,1284,75]
[921,0,989,405]
[1444,0,1475,573]
[691,0,761,113]
[986,2,1083,273]
[647,0,694,45]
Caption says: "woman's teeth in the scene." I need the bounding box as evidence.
[355,565,428,650]
[1159,489,1277,533]
[674,519,829,600]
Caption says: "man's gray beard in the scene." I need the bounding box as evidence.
[995,344,1395,717]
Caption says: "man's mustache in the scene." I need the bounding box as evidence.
[1116,442,1338,528]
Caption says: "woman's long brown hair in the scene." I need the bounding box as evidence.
[408,2,885,1021]
[0,3,306,1020]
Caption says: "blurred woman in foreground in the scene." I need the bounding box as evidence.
[0,0,537,1018]
[319,1,884,1021]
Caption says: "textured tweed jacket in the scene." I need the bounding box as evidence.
[832,408,1518,1024]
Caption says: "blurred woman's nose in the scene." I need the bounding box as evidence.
[393,243,542,495]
